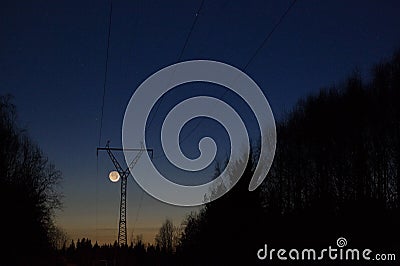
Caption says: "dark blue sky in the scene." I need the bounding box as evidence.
[1,0,400,243]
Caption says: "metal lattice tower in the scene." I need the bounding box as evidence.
[97,141,152,246]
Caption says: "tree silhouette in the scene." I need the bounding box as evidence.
[155,219,174,253]
[0,95,63,265]
[178,50,400,265]
[155,218,182,255]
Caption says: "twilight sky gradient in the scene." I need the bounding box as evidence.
[1,0,400,244]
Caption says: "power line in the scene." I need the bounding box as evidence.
[145,0,206,131]
[181,0,298,142]
[130,2,205,236]
[96,0,113,245]
[131,189,144,239]
[131,0,205,234]
[98,0,113,147]
[178,0,205,60]
[243,0,298,70]
[154,0,298,159]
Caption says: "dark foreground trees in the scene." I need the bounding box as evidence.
[0,95,63,265]
[177,51,400,265]
[155,218,181,254]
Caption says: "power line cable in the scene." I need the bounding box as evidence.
[243,0,298,70]
[145,0,206,131]
[153,0,298,159]
[131,189,144,239]
[178,0,298,144]
[129,1,205,239]
[96,0,113,244]
[98,0,113,147]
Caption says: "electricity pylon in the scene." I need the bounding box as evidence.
[97,141,153,246]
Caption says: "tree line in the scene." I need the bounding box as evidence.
[175,50,400,265]
[0,95,64,265]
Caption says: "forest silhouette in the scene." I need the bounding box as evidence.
[0,95,64,265]
[1,50,400,265]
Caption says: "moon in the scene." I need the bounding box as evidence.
[109,171,120,182]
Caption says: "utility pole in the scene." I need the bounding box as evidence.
[97,141,153,246]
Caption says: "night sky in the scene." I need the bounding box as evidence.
[1,0,400,244]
